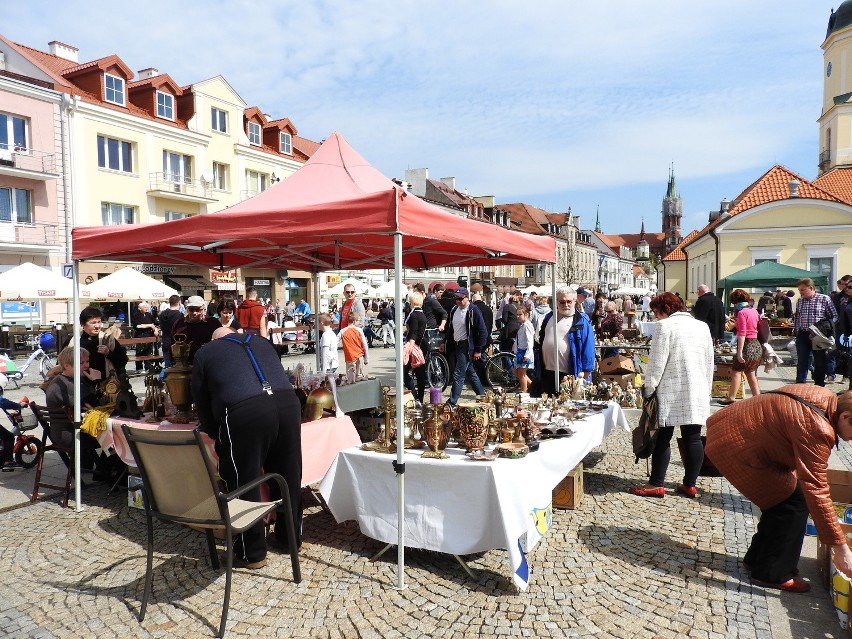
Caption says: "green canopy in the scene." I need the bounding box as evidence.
[717,261,829,304]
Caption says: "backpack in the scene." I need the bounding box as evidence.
[632,391,659,462]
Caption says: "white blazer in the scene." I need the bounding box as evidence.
[643,312,714,428]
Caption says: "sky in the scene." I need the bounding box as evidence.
[12,0,840,237]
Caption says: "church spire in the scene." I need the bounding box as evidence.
[639,218,646,240]
[594,205,601,232]
[666,164,680,199]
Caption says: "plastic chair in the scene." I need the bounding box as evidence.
[121,425,301,638]
[29,402,73,507]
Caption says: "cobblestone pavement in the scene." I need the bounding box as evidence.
[0,351,847,638]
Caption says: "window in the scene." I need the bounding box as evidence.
[101,202,135,225]
[0,187,32,224]
[212,162,228,190]
[211,107,227,133]
[810,257,833,286]
[163,151,192,183]
[104,73,125,106]
[156,91,174,120]
[248,121,261,146]
[97,135,133,172]
[280,132,292,154]
[525,265,535,279]
[0,113,28,151]
[749,245,782,265]
[805,244,841,291]
[246,169,267,194]
[165,211,189,221]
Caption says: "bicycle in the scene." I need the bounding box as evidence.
[1,335,56,386]
[1,401,42,469]
[405,329,450,392]
[481,345,520,391]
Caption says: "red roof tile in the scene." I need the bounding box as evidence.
[662,230,699,261]
[498,203,557,235]
[596,231,666,254]
[813,167,852,205]
[11,40,78,78]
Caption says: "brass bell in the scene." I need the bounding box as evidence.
[304,385,335,421]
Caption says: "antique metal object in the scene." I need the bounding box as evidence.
[421,404,452,459]
[165,333,193,422]
[362,386,413,453]
[455,401,489,451]
[305,384,335,421]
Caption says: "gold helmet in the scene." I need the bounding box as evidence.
[304,386,335,421]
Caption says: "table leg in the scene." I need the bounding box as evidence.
[368,543,394,563]
[452,554,478,580]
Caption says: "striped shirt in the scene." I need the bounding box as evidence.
[794,292,838,332]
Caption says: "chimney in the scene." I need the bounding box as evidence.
[788,179,801,198]
[137,68,159,80]
[48,41,78,62]
[404,168,428,197]
[440,177,456,191]
[719,198,731,220]
[0,51,5,71]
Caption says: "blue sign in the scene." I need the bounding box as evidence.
[1,301,39,320]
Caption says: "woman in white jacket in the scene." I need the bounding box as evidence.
[629,292,714,499]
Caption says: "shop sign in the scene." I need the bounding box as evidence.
[210,270,237,284]
[327,275,340,284]
[134,264,176,274]
[252,279,270,286]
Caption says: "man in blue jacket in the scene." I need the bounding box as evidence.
[443,288,488,407]
[537,286,596,396]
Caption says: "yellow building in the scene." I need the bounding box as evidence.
[659,4,852,302]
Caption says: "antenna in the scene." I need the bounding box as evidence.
[200,171,214,184]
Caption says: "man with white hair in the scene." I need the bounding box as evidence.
[536,286,596,396]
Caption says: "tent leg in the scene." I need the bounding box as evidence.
[393,231,405,591]
[368,543,394,563]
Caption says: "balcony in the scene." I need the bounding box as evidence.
[819,149,831,172]
[0,221,62,252]
[0,147,58,180]
[147,173,219,203]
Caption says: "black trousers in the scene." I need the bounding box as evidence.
[744,484,808,583]
[649,424,703,488]
[215,390,303,563]
[405,363,426,404]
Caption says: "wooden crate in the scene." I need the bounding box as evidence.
[553,463,583,509]
[600,354,636,374]
[711,380,744,399]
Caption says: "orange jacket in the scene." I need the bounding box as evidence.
[235,299,266,331]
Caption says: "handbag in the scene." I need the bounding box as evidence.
[632,390,659,463]
[403,339,426,368]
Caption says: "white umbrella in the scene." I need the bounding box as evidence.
[84,267,179,301]
[327,278,370,297]
[0,262,78,300]
[374,280,399,298]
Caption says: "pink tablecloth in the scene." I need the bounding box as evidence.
[101,415,361,487]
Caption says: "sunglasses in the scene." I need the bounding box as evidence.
[344,290,355,294]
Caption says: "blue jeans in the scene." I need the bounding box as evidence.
[449,343,485,406]
[796,331,826,386]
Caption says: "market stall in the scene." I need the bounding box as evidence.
[70,132,557,589]
[717,261,829,304]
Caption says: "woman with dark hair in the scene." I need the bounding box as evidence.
[629,291,714,499]
[719,288,762,406]
[217,299,244,333]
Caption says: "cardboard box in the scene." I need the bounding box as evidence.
[714,363,734,381]
[602,373,633,390]
[553,463,583,509]
[600,354,635,374]
[128,474,145,510]
[817,470,852,591]
[710,380,744,398]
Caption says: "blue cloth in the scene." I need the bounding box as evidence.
[514,349,534,369]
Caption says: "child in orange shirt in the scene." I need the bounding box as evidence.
[338,311,370,383]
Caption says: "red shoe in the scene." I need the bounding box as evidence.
[628,486,665,498]
[676,484,698,498]
[751,576,810,593]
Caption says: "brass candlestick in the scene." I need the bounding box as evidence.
[362,386,411,453]
[165,334,194,423]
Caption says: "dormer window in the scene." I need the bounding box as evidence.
[105,73,125,106]
[248,121,261,146]
[280,132,292,154]
[156,91,174,120]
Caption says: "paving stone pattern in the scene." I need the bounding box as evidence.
[0,357,844,638]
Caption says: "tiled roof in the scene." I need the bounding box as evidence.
[127,74,182,94]
[266,117,297,134]
[680,164,846,254]
[596,231,666,253]
[62,54,133,79]
[427,179,469,208]
[294,136,320,158]
[545,213,569,225]
[813,167,852,205]
[11,41,77,78]
[662,230,699,261]
[498,203,556,235]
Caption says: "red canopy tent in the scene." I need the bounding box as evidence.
[72,132,554,271]
[70,132,556,588]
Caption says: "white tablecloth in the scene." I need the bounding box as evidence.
[319,403,629,589]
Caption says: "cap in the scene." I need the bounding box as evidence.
[454,287,469,299]
[185,295,206,309]
[576,287,591,297]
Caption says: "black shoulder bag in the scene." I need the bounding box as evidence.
[632,390,659,463]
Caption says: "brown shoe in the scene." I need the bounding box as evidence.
[751,576,810,593]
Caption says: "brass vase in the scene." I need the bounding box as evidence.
[421,404,452,459]
[456,402,489,451]
[165,334,193,422]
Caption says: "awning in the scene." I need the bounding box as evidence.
[495,277,518,286]
[167,276,209,290]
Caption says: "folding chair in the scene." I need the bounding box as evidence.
[29,402,73,508]
[121,425,301,638]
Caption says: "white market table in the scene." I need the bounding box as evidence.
[319,403,629,590]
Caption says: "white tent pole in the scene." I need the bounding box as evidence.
[552,264,558,393]
[312,272,321,372]
[393,230,405,590]
[72,260,82,511]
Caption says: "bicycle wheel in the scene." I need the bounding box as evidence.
[39,354,56,380]
[427,353,450,391]
[486,352,519,390]
[14,436,42,469]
